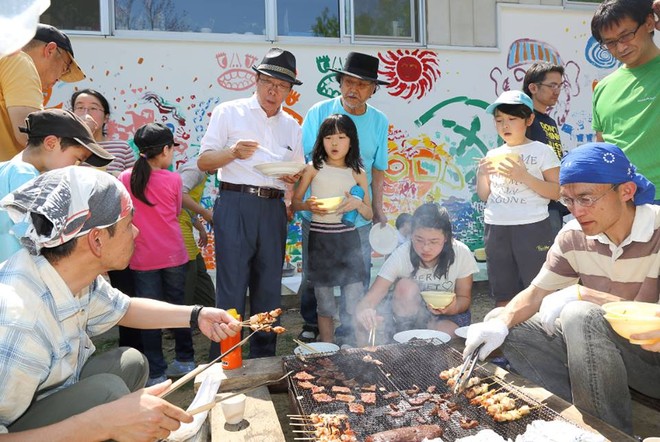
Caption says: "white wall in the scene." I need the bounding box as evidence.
[49,4,653,267]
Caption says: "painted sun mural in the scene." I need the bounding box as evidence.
[379,49,441,101]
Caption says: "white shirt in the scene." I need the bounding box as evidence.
[378,240,479,292]
[484,140,560,225]
[199,94,303,190]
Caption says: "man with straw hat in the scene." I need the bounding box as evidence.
[0,166,240,438]
[198,48,304,358]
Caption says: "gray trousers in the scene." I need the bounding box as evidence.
[8,347,148,432]
[503,302,660,435]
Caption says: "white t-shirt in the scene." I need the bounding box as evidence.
[484,140,560,225]
[199,94,303,190]
[378,240,479,292]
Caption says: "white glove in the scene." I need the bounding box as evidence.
[483,306,505,322]
[463,319,509,361]
[539,285,580,336]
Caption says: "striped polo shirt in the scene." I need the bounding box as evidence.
[532,204,660,303]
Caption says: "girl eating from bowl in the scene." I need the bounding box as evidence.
[355,203,479,345]
[291,114,372,344]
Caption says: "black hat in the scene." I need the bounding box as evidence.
[330,52,389,86]
[19,109,114,167]
[134,123,180,151]
[33,24,85,82]
[252,48,302,86]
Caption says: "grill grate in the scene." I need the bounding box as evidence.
[283,340,574,441]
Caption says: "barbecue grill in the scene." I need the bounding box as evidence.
[283,340,578,441]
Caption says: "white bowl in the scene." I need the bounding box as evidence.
[393,329,451,344]
[293,342,340,355]
[454,326,469,339]
[254,161,305,177]
[369,223,398,255]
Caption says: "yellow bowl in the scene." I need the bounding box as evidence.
[602,302,660,345]
[488,153,520,168]
[474,248,487,262]
[421,291,456,309]
[315,196,344,211]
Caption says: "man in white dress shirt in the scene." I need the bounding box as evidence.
[198,48,303,357]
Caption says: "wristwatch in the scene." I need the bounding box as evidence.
[190,305,204,330]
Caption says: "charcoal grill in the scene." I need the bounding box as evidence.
[282,340,577,441]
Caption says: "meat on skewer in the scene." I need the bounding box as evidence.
[493,404,532,422]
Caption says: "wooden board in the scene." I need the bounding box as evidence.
[194,356,285,392]
[210,385,285,442]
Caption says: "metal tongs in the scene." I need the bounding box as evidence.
[453,343,484,394]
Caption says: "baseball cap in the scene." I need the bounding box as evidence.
[486,90,534,115]
[19,109,114,167]
[1,166,133,255]
[33,23,85,82]
[134,123,180,151]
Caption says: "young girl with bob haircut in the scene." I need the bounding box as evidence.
[355,203,479,345]
[119,122,193,387]
[477,91,560,307]
[292,114,372,344]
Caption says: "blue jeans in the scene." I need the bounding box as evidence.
[503,302,660,435]
[133,264,193,378]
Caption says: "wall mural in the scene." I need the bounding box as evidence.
[49,6,623,274]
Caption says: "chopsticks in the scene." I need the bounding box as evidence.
[158,328,259,399]
[453,343,484,394]
[368,325,377,347]
[293,338,318,353]
[187,370,294,415]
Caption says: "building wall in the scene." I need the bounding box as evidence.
[48,4,648,269]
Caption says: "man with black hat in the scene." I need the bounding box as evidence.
[0,166,240,439]
[297,52,390,346]
[0,109,113,262]
[198,48,304,358]
[0,23,86,161]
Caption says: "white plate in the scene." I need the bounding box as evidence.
[369,223,398,255]
[293,342,340,355]
[392,329,451,344]
[254,161,305,177]
[454,326,469,339]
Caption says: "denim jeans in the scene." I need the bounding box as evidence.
[503,302,660,435]
[133,264,193,378]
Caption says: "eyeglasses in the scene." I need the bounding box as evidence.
[558,185,616,208]
[56,48,72,77]
[257,77,291,93]
[537,82,563,91]
[599,23,643,51]
[74,105,105,114]
[412,236,445,248]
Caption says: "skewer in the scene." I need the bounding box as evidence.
[159,328,260,399]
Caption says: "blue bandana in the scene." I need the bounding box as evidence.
[560,143,655,206]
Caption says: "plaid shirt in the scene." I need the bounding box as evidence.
[0,249,130,429]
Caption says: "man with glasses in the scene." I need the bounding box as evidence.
[463,142,659,435]
[0,24,85,161]
[591,0,660,204]
[523,62,568,236]
[198,48,303,358]
[296,52,390,346]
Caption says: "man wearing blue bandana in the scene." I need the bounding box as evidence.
[464,142,659,435]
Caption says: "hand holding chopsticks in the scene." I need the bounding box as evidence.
[368,325,377,347]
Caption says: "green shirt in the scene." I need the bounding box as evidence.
[592,55,660,199]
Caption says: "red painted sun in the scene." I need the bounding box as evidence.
[379,49,441,100]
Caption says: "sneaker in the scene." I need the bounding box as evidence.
[145,374,168,387]
[297,324,319,343]
[165,360,196,378]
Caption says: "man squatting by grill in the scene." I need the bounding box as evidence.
[464,142,660,435]
[0,166,241,440]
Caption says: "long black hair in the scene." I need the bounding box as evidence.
[409,203,455,280]
[130,144,166,206]
[70,88,111,136]
[311,114,363,173]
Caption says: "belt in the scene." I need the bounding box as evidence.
[221,182,284,199]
